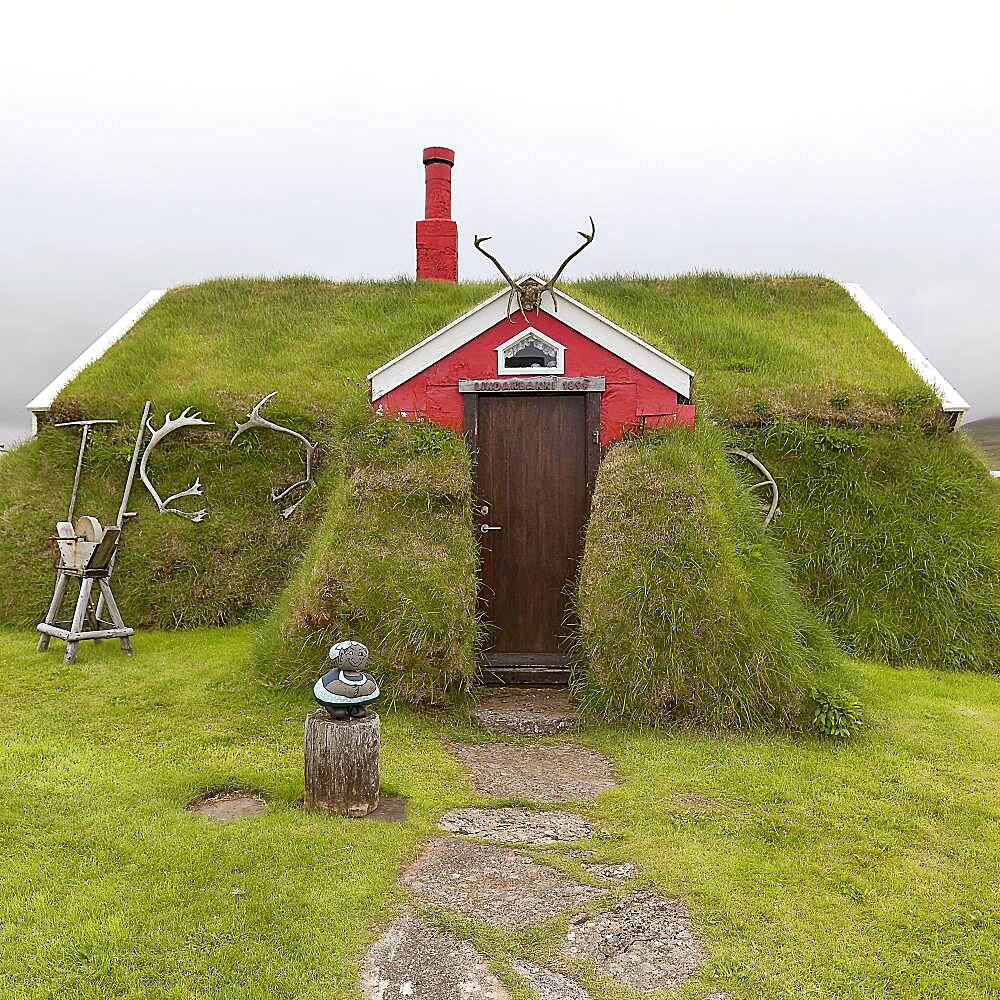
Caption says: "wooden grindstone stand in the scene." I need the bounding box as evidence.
[304,709,380,817]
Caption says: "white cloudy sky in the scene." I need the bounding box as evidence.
[2,0,998,443]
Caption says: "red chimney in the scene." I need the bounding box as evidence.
[416,146,457,282]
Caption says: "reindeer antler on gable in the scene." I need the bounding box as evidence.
[474,217,595,322]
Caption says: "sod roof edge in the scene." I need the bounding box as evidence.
[21,275,968,429]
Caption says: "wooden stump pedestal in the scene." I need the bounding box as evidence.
[304,709,380,817]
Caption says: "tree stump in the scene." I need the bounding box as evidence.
[304,709,380,817]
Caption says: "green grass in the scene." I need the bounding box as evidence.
[3,628,1000,998]
[576,423,845,730]
[734,420,1000,671]
[0,274,936,633]
[253,411,478,705]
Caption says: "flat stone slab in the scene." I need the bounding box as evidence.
[473,687,576,736]
[583,862,638,881]
[449,743,617,803]
[186,790,265,821]
[360,912,510,999]
[512,960,591,1000]
[401,837,601,931]
[562,891,706,992]
[439,807,593,844]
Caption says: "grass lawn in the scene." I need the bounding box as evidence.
[2,629,999,999]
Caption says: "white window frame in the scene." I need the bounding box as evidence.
[495,326,566,376]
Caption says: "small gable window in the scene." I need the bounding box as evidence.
[496,328,565,375]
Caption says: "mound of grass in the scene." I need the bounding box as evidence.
[253,410,478,705]
[576,422,846,730]
[735,420,1000,670]
[0,274,936,634]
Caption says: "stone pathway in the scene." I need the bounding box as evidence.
[438,806,594,844]
[400,837,600,931]
[360,693,729,999]
[472,687,576,736]
[449,742,617,802]
[360,912,510,999]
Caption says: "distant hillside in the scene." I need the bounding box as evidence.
[964,416,1000,468]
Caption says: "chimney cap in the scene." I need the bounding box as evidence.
[422,146,455,166]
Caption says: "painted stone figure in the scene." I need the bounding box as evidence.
[313,641,380,720]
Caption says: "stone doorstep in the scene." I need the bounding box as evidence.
[472,686,577,736]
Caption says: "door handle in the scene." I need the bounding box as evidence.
[480,524,503,533]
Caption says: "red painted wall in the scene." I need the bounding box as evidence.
[376,309,695,444]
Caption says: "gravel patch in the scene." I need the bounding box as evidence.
[439,807,593,844]
[511,960,591,1000]
[400,838,601,931]
[449,743,617,803]
[360,911,510,999]
[473,688,576,736]
[561,891,706,992]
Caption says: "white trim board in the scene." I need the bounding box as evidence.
[368,278,694,403]
[840,282,969,425]
[26,289,167,435]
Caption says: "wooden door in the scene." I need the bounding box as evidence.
[470,392,598,671]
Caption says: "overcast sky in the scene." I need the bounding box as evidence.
[2,0,998,444]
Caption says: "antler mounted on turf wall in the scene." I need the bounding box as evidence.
[474,217,595,322]
[230,392,317,518]
[139,407,214,522]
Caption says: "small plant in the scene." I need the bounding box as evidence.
[810,686,863,739]
[829,393,851,410]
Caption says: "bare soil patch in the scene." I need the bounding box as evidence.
[561,891,706,992]
[583,861,638,881]
[449,742,617,802]
[400,837,600,931]
[186,790,265,822]
[438,806,593,844]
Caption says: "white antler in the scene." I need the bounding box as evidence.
[139,406,214,522]
[231,392,317,519]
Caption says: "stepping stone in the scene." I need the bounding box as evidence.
[450,743,617,803]
[511,960,590,1000]
[400,837,601,931]
[360,911,510,999]
[473,687,576,736]
[439,807,593,844]
[583,862,638,881]
[561,891,706,992]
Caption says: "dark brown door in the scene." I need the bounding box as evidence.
[472,393,594,663]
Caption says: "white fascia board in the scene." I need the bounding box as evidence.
[992,470,1000,479]
[368,280,693,402]
[840,282,969,424]
[26,289,168,433]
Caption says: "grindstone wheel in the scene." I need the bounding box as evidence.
[726,448,780,527]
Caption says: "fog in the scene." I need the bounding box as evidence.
[2,0,998,444]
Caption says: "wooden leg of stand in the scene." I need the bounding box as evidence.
[97,579,133,655]
[65,578,93,665]
[37,573,69,653]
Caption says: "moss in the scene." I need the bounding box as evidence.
[253,411,478,704]
[575,422,845,730]
[735,420,1000,670]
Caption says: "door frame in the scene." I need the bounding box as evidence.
[461,378,604,684]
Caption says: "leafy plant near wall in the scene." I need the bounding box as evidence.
[575,421,856,731]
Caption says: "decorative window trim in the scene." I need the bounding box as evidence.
[495,327,565,376]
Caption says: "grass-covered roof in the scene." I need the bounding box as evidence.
[60,274,935,428]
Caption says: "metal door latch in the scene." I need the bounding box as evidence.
[480,524,502,533]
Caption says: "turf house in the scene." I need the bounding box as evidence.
[6,145,1000,999]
